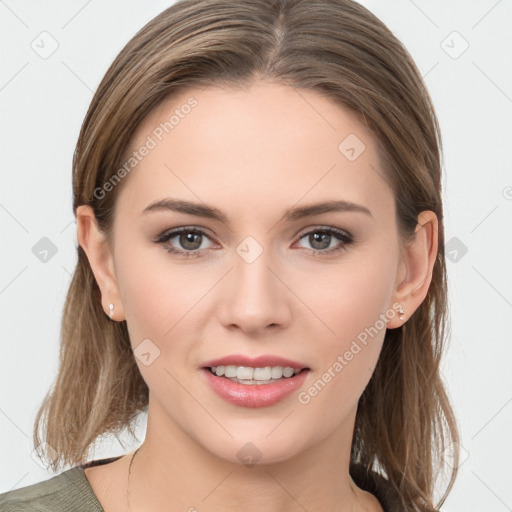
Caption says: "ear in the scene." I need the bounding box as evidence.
[387,210,438,329]
[76,205,125,322]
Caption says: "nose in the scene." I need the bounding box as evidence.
[217,244,292,335]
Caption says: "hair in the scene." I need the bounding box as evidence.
[33,0,460,509]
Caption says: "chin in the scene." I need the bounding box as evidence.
[197,428,309,467]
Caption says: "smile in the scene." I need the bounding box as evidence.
[209,365,303,384]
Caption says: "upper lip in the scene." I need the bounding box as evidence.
[202,354,309,369]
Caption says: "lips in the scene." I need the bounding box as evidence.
[201,366,310,407]
[201,354,309,370]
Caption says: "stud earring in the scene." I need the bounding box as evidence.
[109,303,114,319]
[398,304,405,320]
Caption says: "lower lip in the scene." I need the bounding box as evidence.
[201,368,309,408]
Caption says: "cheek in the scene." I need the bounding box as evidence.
[306,245,397,344]
[296,276,388,433]
[115,252,206,412]
[115,238,204,337]
[297,246,397,403]
[114,245,225,406]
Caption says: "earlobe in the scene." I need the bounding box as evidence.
[76,205,125,322]
[387,211,438,329]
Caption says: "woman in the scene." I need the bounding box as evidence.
[0,0,460,510]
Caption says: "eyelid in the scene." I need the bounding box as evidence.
[294,224,353,241]
[154,226,218,246]
[155,224,352,242]
[154,224,354,256]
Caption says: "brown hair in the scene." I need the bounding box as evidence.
[33,0,460,509]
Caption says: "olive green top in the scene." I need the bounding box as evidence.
[0,457,404,511]
[0,457,120,512]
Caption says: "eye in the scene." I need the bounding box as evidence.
[294,226,354,256]
[154,227,216,258]
[154,225,355,258]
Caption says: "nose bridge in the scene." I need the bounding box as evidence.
[220,235,290,331]
[235,240,273,290]
[234,235,278,305]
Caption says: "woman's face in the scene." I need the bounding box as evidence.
[106,81,406,464]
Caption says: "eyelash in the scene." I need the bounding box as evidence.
[154,225,355,259]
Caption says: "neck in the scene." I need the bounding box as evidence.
[126,396,362,512]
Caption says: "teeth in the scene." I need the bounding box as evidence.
[282,367,294,378]
[224,366,237,378]
[210,365,303,383]
[271,366,283,379]
[253,367,272,380]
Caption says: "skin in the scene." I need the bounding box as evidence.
[77,81,437,512]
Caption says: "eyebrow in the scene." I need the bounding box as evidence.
[142,198,373,223]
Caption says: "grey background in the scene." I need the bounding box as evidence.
[1,1,511,510]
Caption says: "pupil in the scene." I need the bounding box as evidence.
[181,232,201,250]
[311,232,330,250]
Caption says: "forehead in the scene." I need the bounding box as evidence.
[117,82,394,220]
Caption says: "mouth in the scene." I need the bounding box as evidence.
[205,365,309,385]
[201,364,311,408]
[200,354,311,406]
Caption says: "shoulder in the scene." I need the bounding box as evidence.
[0,464,107,512]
